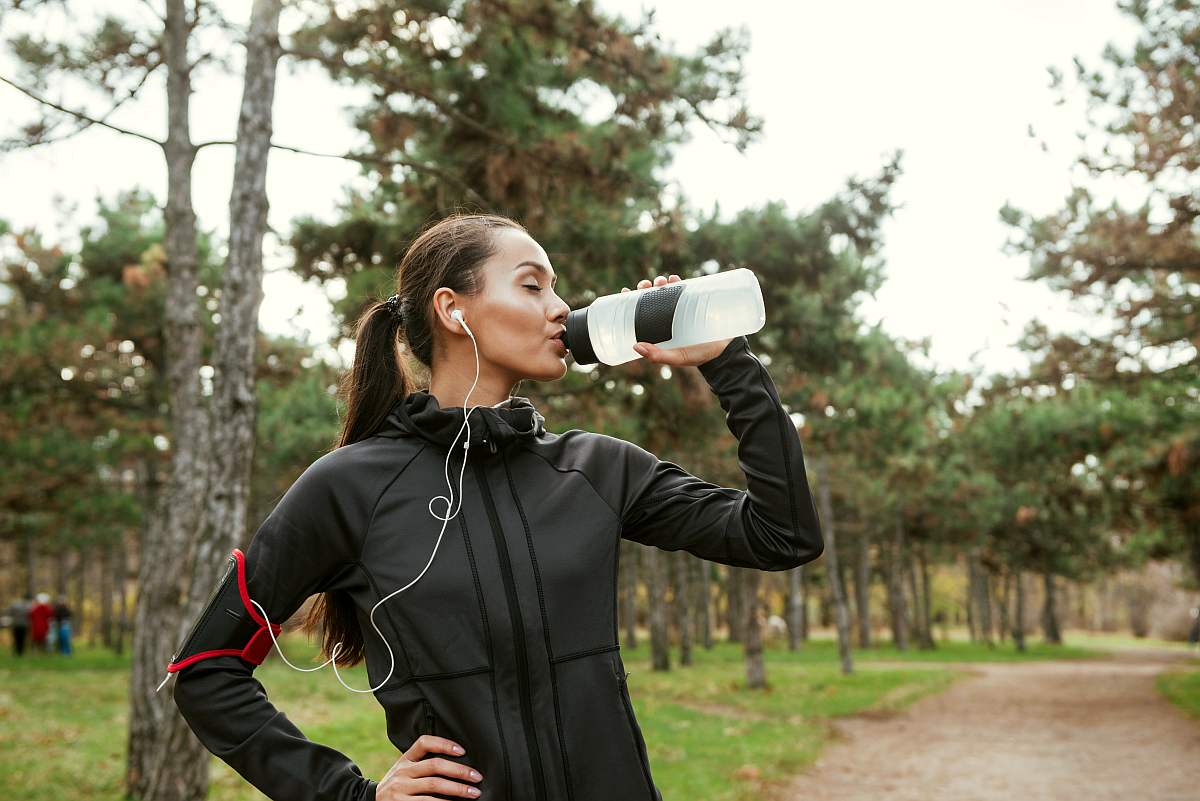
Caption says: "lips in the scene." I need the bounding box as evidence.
[550,337,568,354]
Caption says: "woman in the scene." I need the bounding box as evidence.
[170,212,824,801]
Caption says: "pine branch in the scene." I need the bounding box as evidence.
[0,74,165,148]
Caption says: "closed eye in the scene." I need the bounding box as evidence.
[523,285,542,292]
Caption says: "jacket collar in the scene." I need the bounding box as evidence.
[383,388,546,454]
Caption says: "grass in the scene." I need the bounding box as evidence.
[0,627,1164,801]
[1157,667,1200,721]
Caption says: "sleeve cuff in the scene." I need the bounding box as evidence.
[697,334,751,382]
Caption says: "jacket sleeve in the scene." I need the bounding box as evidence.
[617,334,824,571]
[171,451,378,801]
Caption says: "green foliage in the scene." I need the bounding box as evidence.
[994,0,1198,584]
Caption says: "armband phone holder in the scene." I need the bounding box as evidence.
[166,548,281,674]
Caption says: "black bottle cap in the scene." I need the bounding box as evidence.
[564,306,598,365]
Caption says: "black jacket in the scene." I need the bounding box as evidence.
[170,334,824,801]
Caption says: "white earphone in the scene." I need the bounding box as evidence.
[251,305,487,693]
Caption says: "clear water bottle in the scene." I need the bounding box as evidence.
[563,267,765,366]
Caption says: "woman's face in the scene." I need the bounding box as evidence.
[434,227,571,386]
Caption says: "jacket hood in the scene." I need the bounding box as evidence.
[382,388,546,454]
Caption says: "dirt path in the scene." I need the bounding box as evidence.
[782,648,1200,801]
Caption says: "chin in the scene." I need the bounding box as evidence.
[522,356,569,382]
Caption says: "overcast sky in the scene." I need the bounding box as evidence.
[0,1,1147,381]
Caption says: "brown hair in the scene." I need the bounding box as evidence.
[301,211,527,667]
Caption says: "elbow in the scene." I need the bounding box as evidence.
[774,526,824,571]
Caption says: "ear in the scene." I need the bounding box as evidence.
[431,288,466,335]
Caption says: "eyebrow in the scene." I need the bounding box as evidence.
[514,260,557,286]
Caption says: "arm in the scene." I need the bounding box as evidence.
[617,335,824,571]
[170,451,378,801]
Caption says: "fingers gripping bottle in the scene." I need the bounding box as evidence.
[563,267,766,366]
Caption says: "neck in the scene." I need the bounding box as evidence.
[428,369,517,410]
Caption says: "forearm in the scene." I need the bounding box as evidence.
[173,655,377,801]
[694,334,824,569]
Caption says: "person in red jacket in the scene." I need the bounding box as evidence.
[29,593,54,653]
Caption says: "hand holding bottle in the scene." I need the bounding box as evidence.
[621,274,734,367]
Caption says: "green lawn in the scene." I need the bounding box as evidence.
[0,630,1133,801]
[1157,667,1200,721]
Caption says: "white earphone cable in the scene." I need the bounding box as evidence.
[160,309,487,695]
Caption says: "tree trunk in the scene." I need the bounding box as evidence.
[55,549,69,598]
[1042,570,1062,644]
[127,3,283,799]
[798,565,809,641]
[887,511,909,650]
[787,566,804,651]
[727,566,743,642]
[647,546,670,671]
[1013,569,1027,652]
[968,548,993,647]
[696,559,712,649]
[918,545,935,648]
[621,540,638,648]
[674,551,692,666]
[814,454,853,674]
[115,534,130,655]
[101,540,114,649]
[20,531,35,600]
[996,567,1011,645]
[72,548,86,643]
[854,529,871,648]
[742,568,766,688]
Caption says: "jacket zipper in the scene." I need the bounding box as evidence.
[472,456,548,801]
[615,664,656,796]
[421,698,437,735]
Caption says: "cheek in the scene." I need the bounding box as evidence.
[477,294,540,346]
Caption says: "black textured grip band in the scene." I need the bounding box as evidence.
[634,284,683,344]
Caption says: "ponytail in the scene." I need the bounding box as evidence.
[300,211,526,668]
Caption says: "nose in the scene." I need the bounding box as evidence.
[550,296,570,322]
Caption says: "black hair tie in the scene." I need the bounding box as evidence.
[384,294,407,329]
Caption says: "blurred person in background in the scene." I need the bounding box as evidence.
[29,593,54,654]
[6,594,32,657]
[53,596,74,656]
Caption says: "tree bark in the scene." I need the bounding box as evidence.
[72,548,86,643]
[696,558,712,649]
[968,547,993,647]
[647,546,670,670]
[887,510,909,650]
[621,539,638,647]
[798,565,809,640]
[55,549,69,598]
[115,534,130,655]
[727,565,743,642]
[854,529,871,648]
[674,551,692,666]
[101,539,114,648]
[1042,570,1062,644]
[787,565,804,651]
[814,453,853,674]
[907,541,936,647]
[127,3,283,799]
[742,568,766,688]
[1012,569,1027,652]
[996,567,1012,645]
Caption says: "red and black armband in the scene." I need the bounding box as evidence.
[166,548,282,674]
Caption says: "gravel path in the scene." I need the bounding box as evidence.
[782,648,1200,801]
